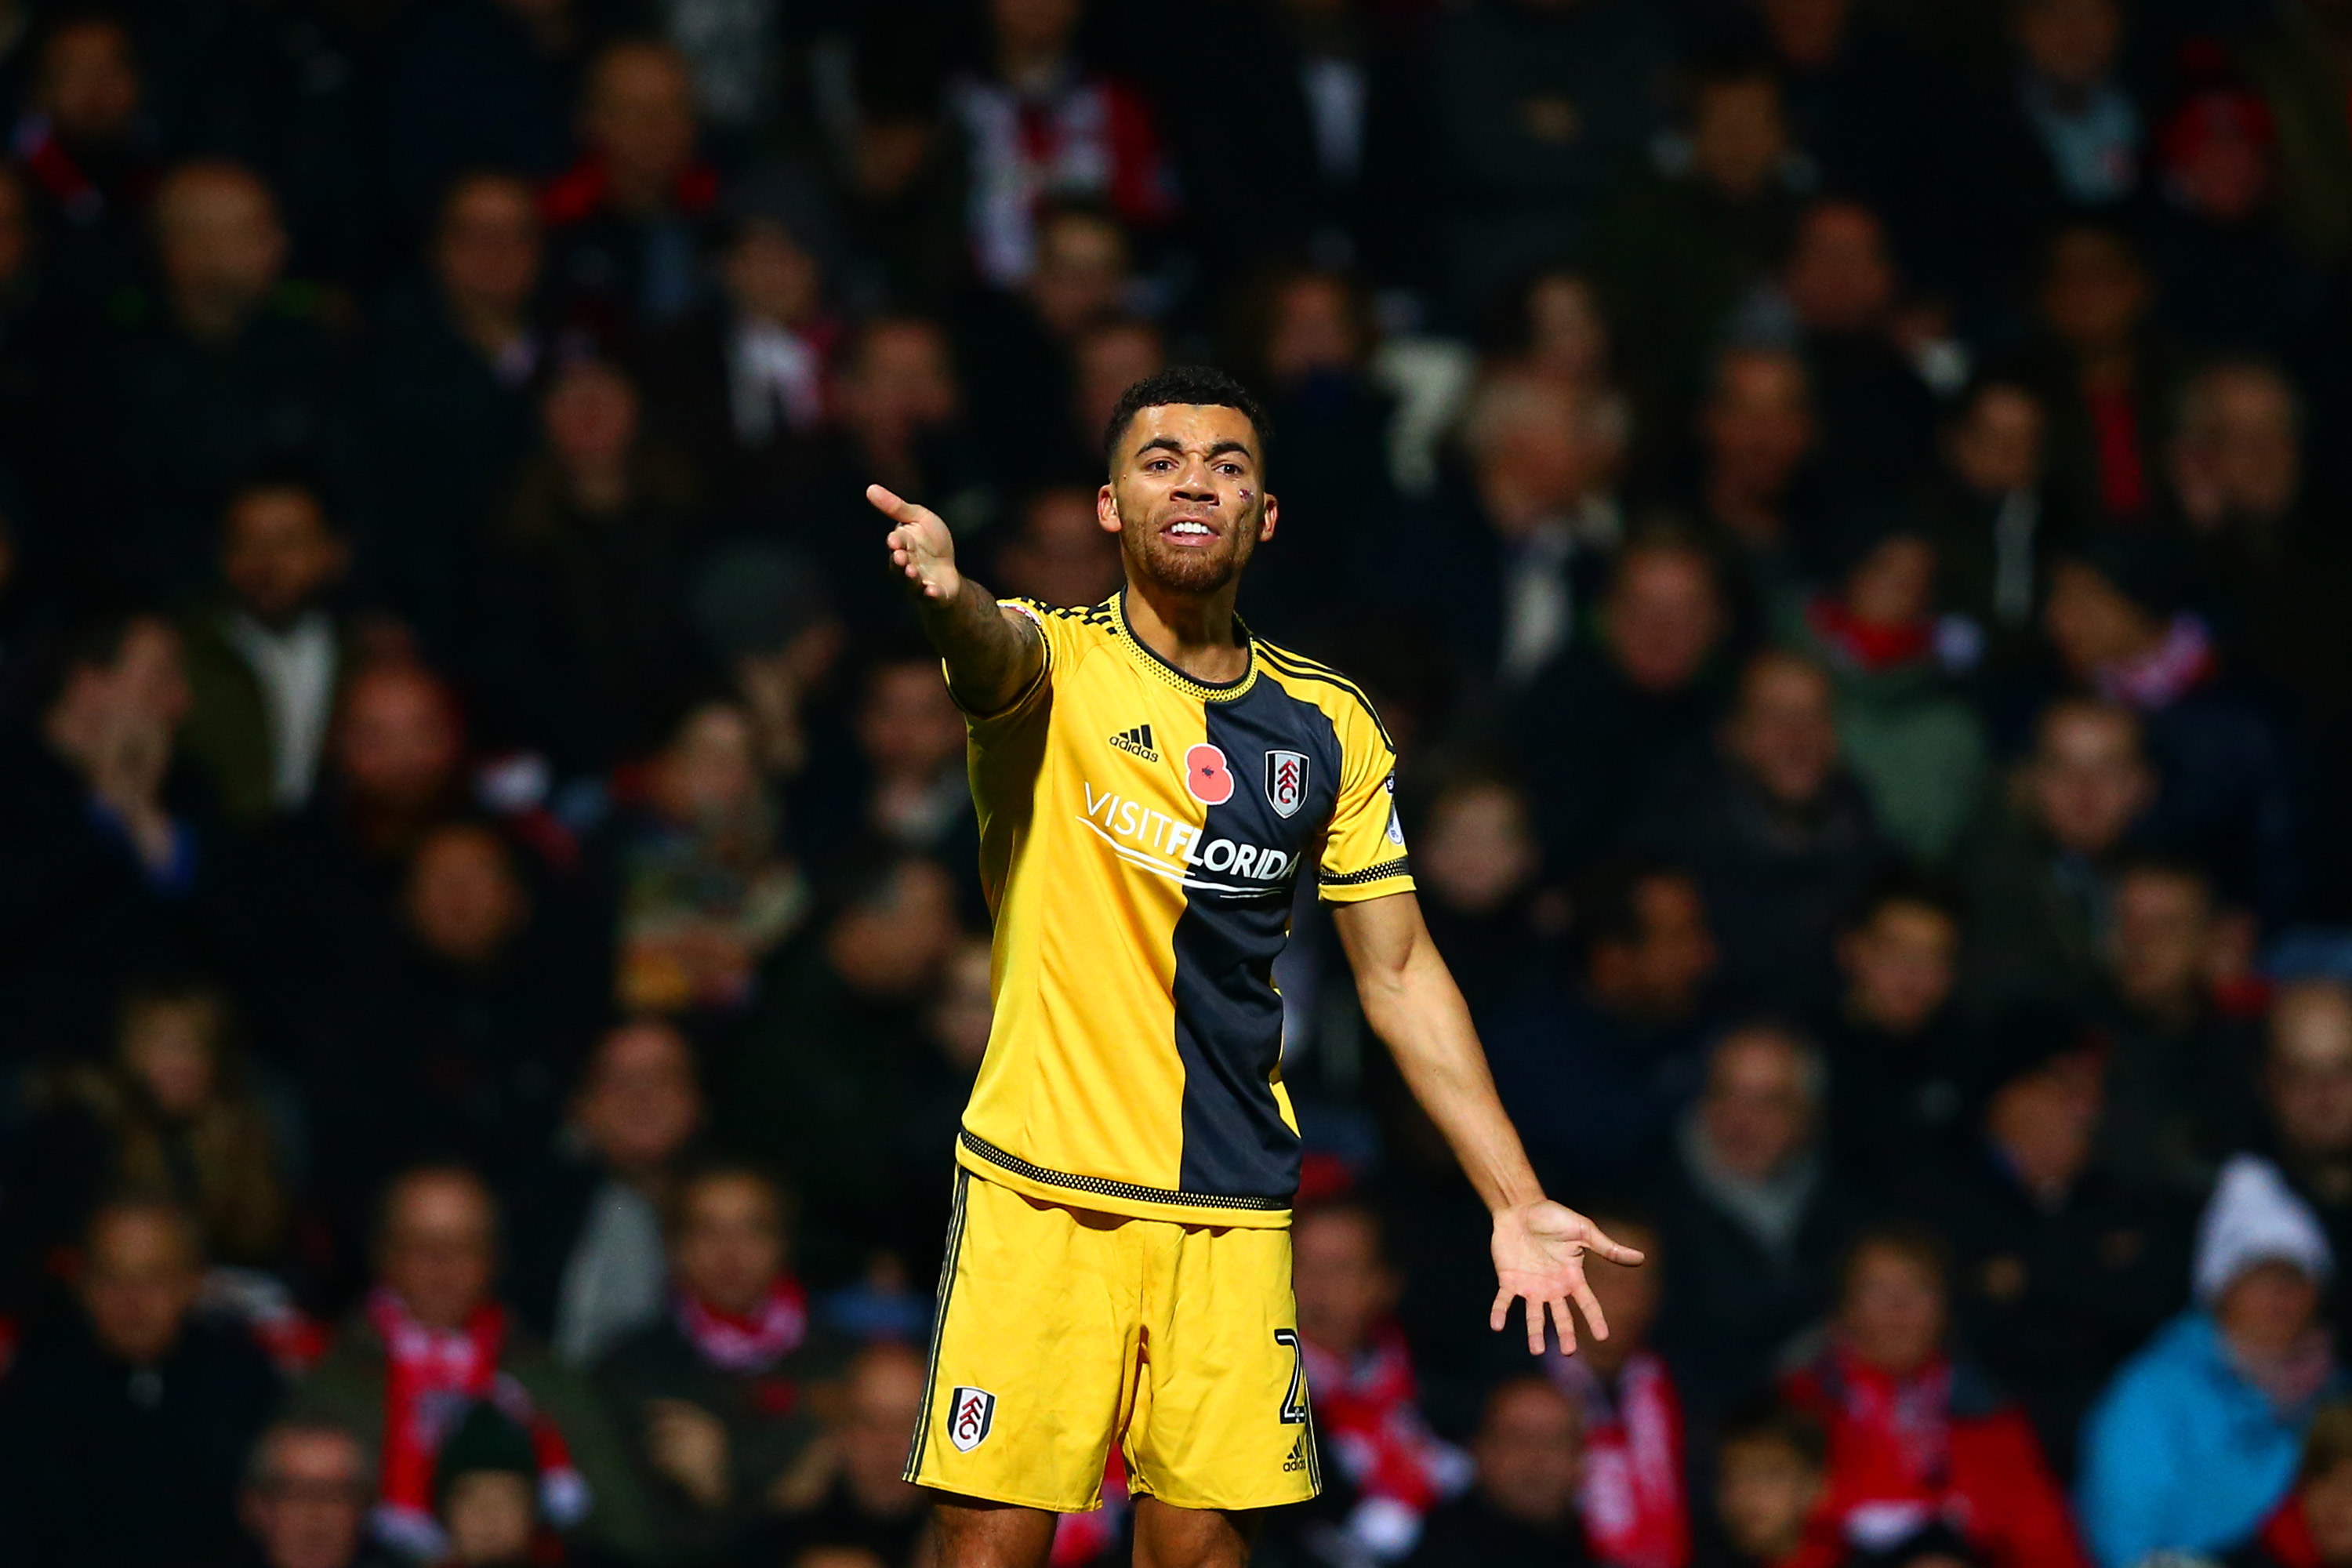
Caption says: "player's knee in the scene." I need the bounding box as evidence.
[1132,1498,1259,1568]
[931,1496,1058,1568]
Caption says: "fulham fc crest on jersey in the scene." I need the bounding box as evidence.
[949,1387,996,1452]
[1265,750,1309,818]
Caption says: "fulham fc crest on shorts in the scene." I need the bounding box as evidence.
[949,1386,996,1452]
[1265,750,1308,818]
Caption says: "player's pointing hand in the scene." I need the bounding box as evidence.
[1488,1199,1646,1357]
[869,483,962,603]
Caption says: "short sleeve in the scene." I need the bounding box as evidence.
[1317,699,1414,904]
[953,598,1062,728]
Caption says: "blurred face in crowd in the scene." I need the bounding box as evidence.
[1703,350,1814,503]
[858,659,965,781]
[1946,383,2045,497]
[673,1172,785,1314]
[1716,1433,1824,1561]
[442,1472,535,1566]
[379,1169,496,1330]
[724,219,822,328]
[49,615,191,754]
[1690,75,1789,202]
[1838,898,1958,1036]
[1838,1242,1946,1375]
[2217,1259,2321,1360]
[1987,1050,2103,1198]
[1700,1029,1819,1183]
[2267,983,2352,1163]
[333,664,463,811]
[1293,1207,1399,1359]
[1605,544,1724,694]
[1418,779,1539,919]
[576,1021,702,1176]
[156,163,288,335]
[1760,0,1853,66]
[992,0,1083,74]
[1474,1379,1583,1529]
[2027,701,2151,855]
[840,1345,929,1513]
[1579,1218,1660,1370]
[2015,0,2124,93]
[40,19,140,146]
[1029,210,1131,339]
[1523,271,1610,383]
[120,992,224,1120]
[1265,273,1364,387]
[1073,319,1167,449]
[996,485,1123,608]
[241,1425,374,1568]
[927,937,996,1073]
[1841,534,1936,629]
[1589,873,1719,1020]
[2042,228,2150,354]
[543,358,641,477]
[1784,201,1897,336]
[1726,653,1838,809]
[652,702,761,828]
[2046,561,2166,677]
[2172,365,2301,528]
[82,1204,201,1367]
[434,175,543,321]
[828,858,960,1000]
[582,43,698,197]
[1102,400,1275,596]
[838,318,959,452]
[404,825,528,969]
[2304,1458,2352,1565]
[223,486,347,626]
[2106,866,2215,1022]
[1468,373,1599,533]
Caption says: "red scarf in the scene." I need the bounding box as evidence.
[1554,1352,1689,1568]
[2085,384,2149,521]
[540,154,720,228]
[13,115,102,223]
[1301,1323,1455,1512]
[673,1279,808,1373]
[1806,596,1934,673]
[2258,1496,2322,1568]
[367,1289,589,1556]
[1828,1347,1954,1492]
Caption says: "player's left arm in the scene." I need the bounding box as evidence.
[1329,891,1646,1356]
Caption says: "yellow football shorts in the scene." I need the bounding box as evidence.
[904,1170,1323,1513]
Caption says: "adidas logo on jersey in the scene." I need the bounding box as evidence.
[1109,724,1160,762]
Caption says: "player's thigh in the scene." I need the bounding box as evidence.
[933,1495,1060,1568]
[1126,1221,1319,1511]
[907,1172,1142,1512]
[1131,1495,1259,1568]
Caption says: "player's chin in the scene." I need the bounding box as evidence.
[1137,538,1246,594]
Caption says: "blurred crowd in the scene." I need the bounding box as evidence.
[6,0,2352,1565]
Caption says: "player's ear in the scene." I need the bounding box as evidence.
[1258,492,1279,543]
[1097,483,1121,536]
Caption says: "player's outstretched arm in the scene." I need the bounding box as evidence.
[1330,891,1645,1357]
[869,483,1043,714]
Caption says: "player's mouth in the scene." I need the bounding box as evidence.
[1161,516,1219,548]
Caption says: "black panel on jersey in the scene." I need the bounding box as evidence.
[1168,681,1345,1200]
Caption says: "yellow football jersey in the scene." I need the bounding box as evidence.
[949,590,1413,1229]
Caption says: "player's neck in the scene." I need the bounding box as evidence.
[1122,577,1249,685]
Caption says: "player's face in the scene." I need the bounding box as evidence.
[1101,403,1276,596]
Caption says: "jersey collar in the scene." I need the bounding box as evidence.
[1109,589,1259,704]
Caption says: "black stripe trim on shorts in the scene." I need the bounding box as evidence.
[905,1167,971,1480]
[1319,858,1411,888]
[960,1129,1288,1212]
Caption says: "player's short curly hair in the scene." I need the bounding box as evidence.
[1101,365,1272,477]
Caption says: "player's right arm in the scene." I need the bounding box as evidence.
[869,483,1044,714]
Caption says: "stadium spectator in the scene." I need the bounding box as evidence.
[1696,1400,1833,1568]
[991,485,1122,612]
[765,1340,931,1566]
[1783,1226,2087,1568]
[1512,530,1733,874]
[179,477,357,826]
[286,1163,652,1561]
[597,1162,840,1564]
[1907,1004,2187,1475]
[1546,1210,1686,1568]
[2020,223,2175,530]
[1627,648,1888,1016]
[1293,1199,1469,1563]
[507,1019,707,1367]
[1918,377,2058,667]
[430,1399,555,1566]
[2078,1156,2343,1568]
[1817,877,1969,1188]
[13,11,157,317]
[1653,1025,1860,1420]
[1686,347,1822,626]
[1405,1375,1592,1568]
[240,1418,392,1568]
[0,1197,282,1567]
[1409,771,1554,1026]
[2257,982,2352,1339]
[1484,862,1719,1189]
[1976,0,2143,242]
[2231,1401,2352,1568]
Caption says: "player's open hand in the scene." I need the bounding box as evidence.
[1489,1199,1646,1356]
[869,483,962,603]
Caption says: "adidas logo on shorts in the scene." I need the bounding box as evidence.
[1283,1432,1308,1474]
[1110,724,1160,762]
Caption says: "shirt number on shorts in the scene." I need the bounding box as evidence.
[1272,1328,1308,1425]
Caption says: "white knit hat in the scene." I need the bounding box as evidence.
[2194,1155,2335,1305]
